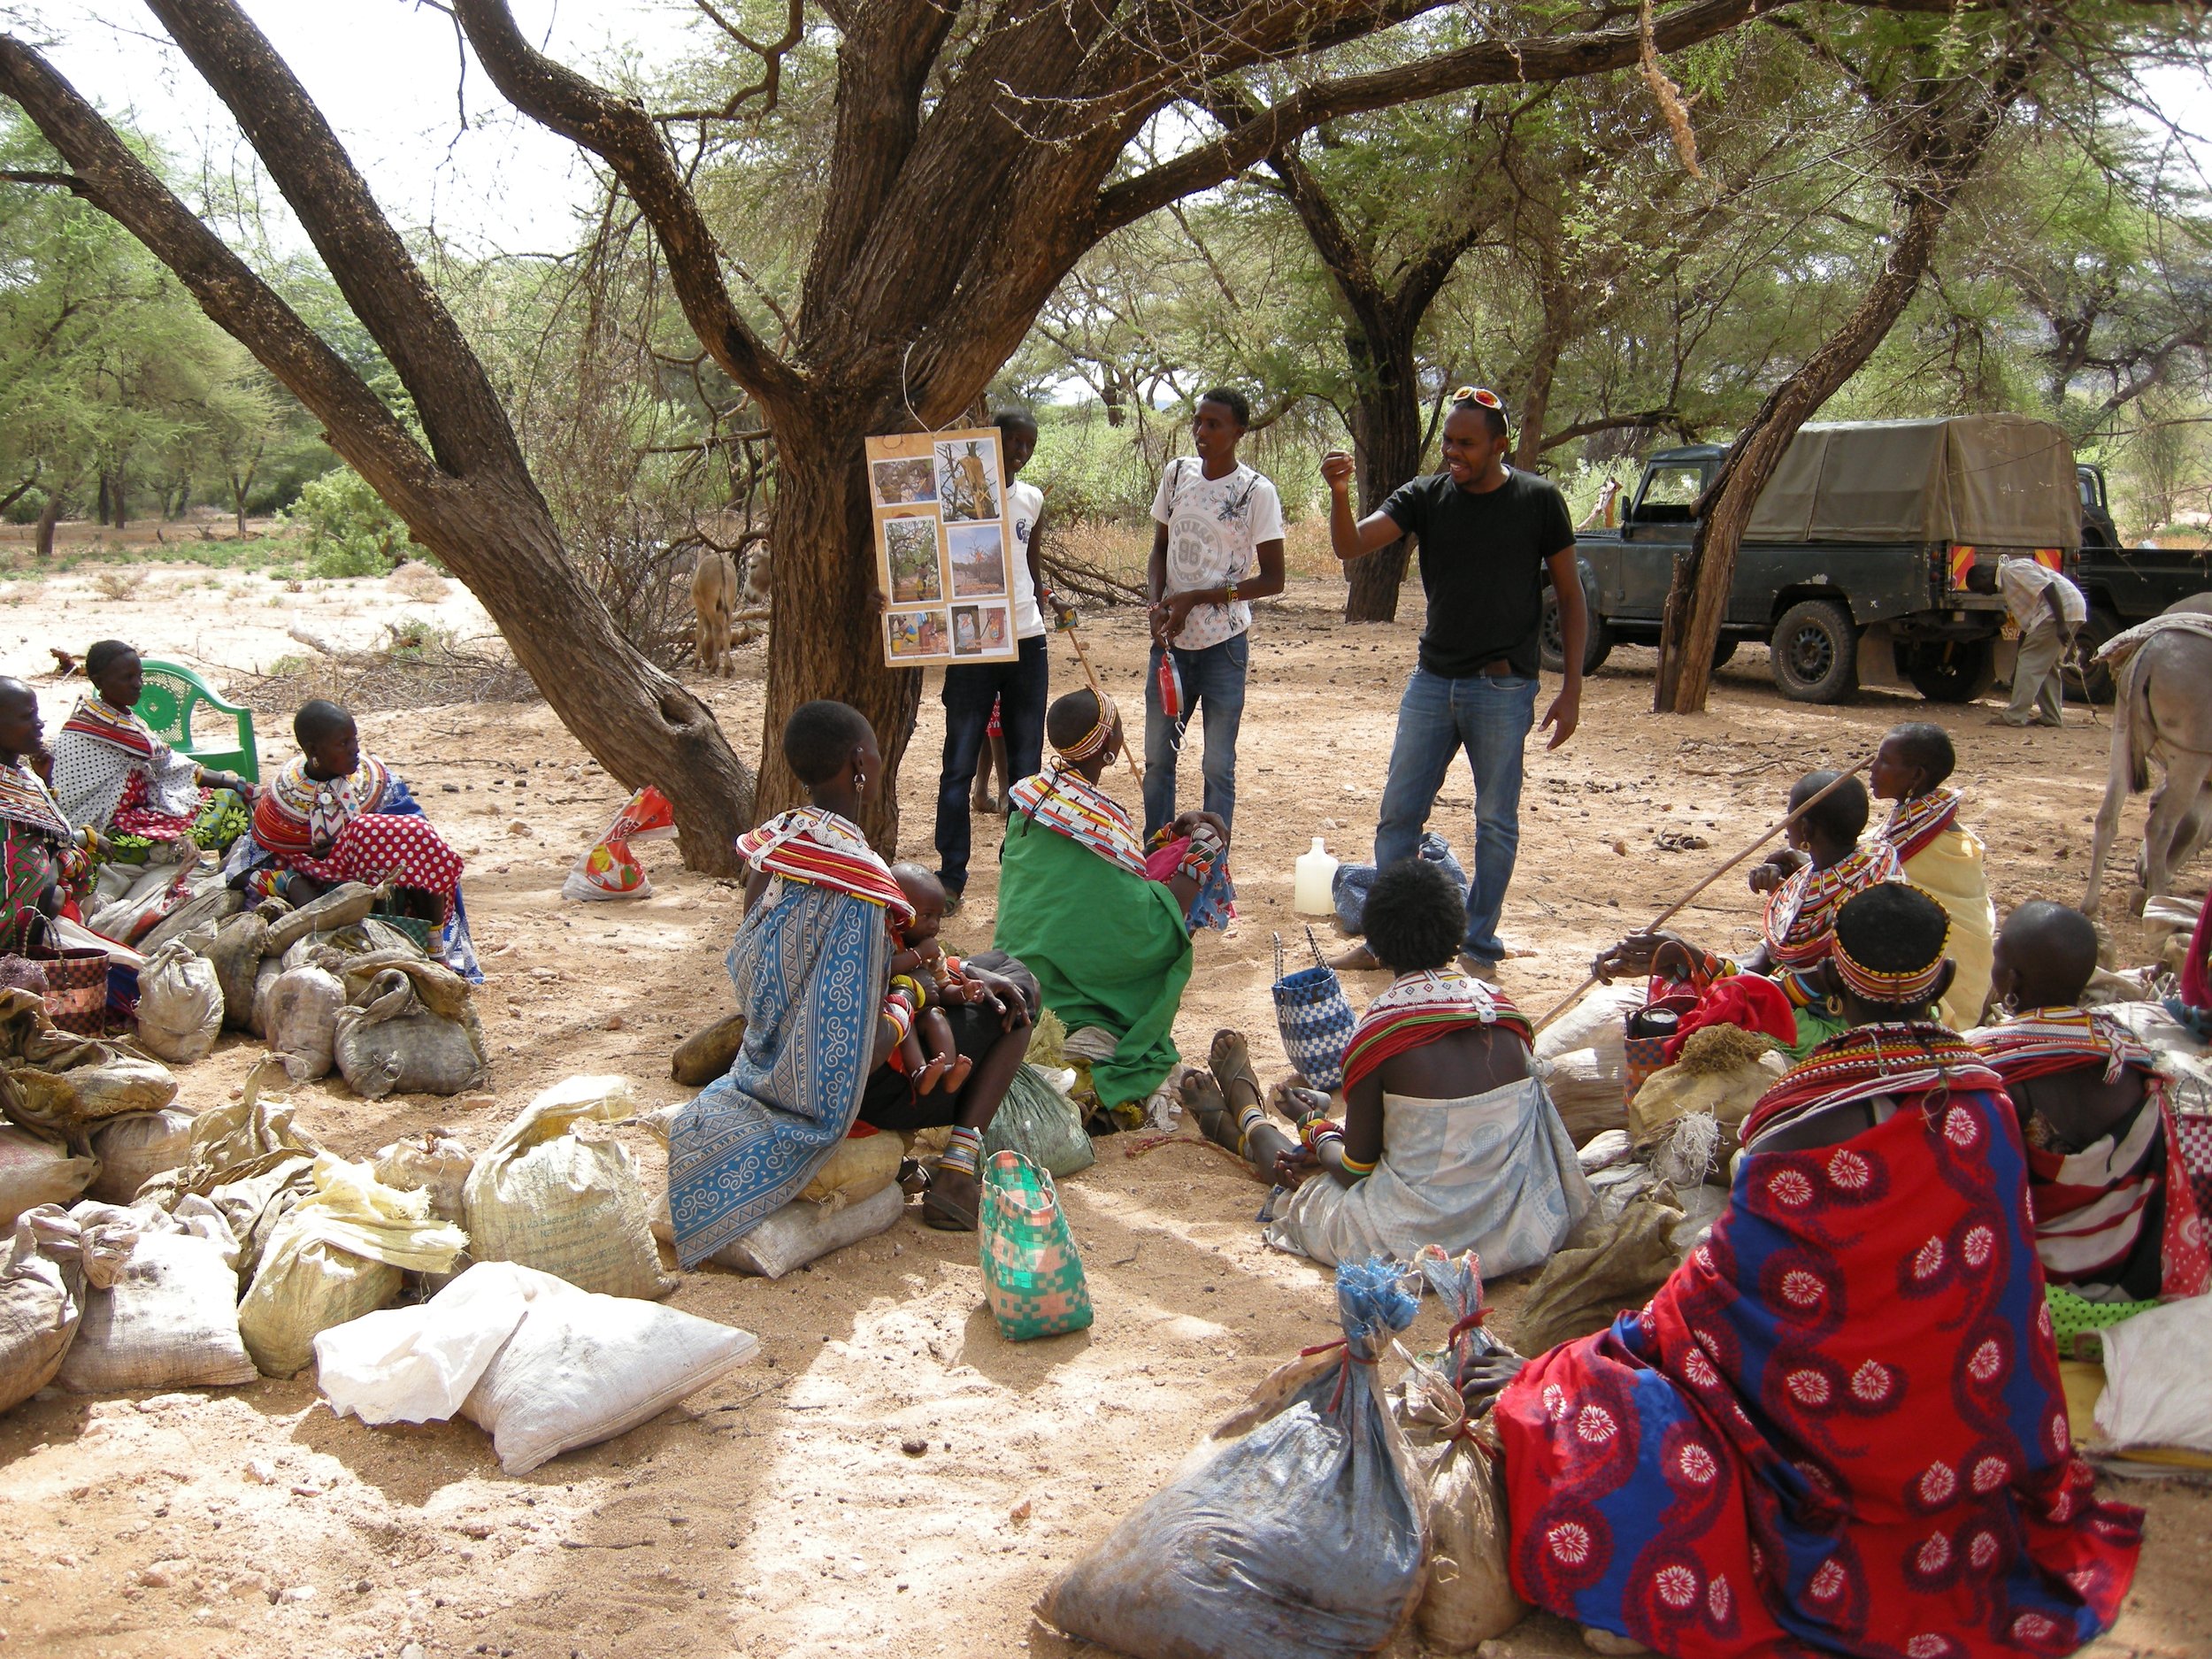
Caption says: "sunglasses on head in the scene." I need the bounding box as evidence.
[1453,386,1505,411]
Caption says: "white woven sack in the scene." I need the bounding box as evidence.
[134,941,224,1064]
[458,1264,757,1474]
[0,1125,97,1228]
[88,1109,196,1204]
[58,1197,255,1392]
[464,1076,672,1299]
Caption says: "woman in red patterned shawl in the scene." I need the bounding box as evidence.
[222,699,479,980]
[1479,883,2140,1658]
[1971,901,2208,1355]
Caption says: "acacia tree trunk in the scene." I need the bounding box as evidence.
[34,489,61,559]
[755,409,923,847]
[1652,38,2049,713]
[1343,331,1424,623]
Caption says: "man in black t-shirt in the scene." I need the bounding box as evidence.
[1322,388,1585,977]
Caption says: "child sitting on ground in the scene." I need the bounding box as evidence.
[1185,858,1589,1274]
[1869,720,1995,1026]
[887,863,978,1094]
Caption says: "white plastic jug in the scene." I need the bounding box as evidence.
[1294,837,1340,918]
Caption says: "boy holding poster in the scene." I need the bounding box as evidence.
[933,410,1055,912]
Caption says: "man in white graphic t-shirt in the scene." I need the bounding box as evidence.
[1142,387,1286,840]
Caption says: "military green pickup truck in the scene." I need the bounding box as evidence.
[1541,415,2080,704]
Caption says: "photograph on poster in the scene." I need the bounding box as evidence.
[871,455,937,507]
[934,438,1001,523]
[884,516,942,603]
[887,609,949,660]
[946,522,1007,596]
[978,604,1010,651]
[949,604,985,656]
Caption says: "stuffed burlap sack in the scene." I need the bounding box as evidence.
[58,1197,256,1392]
[465,1076,672,1299]
[238,1154,467,1378]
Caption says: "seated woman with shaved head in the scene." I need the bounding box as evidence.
[1971,900,2208,1354]
[50,640,254,857]
[223,699,480,980]
[0,678,96,952]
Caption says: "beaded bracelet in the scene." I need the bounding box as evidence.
[889,973,927,1010]
[1339,1150,1378,1176]
[881,992,915,1045]
[1301,1116,1343,1156]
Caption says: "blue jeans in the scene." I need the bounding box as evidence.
[1143,633,1248,840]
[1373,667,1539,964]
[933,634,1048,893]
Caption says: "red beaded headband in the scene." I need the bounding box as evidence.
[1831,883,1952,1005]
[1057,691,1118,763]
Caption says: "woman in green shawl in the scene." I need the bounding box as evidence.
[993,688,1231,1113]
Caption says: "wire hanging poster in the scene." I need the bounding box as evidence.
[867,427,1019,667]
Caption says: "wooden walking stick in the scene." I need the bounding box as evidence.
[1060,615,1143,781]
[1531,753,1878,1033]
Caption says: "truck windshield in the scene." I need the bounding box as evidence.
[1634,464,1708,521]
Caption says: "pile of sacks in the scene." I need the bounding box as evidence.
[0,1070,756,1476]
[135,880,487,1100]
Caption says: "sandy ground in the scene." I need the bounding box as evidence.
[1,566,2207,1659]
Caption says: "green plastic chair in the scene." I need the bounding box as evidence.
[135,659,259,783]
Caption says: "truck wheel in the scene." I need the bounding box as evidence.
[1903,639,1996,703]
[1770,599,1859,703]
[2065,605,2120,704]
[1540,588,1613,675]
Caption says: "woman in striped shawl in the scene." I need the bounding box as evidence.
[1186,858,1590,1273]
[1971,901,2208,1354]
[50,641,253,851]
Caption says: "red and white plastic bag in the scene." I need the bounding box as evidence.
[562,786,677,902]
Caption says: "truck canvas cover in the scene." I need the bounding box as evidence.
[1743,414,2078,548]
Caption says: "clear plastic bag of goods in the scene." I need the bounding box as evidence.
[264,965,344,1083]
[87,1108,196,1204]
[1394,1245,1525,1652]
[981,1062,1096,1179]
[796,1128,904,1208]
[2093,1294,2212,1454]
[238,1153,468,1378]
[1037,1258,1429,1659]
[372,1131,474,1224]
[133,940,224,1064]
[313,1260,757,1475]
[0,1206,132,1411]
[0,1124,97,1227]
[58,1196,257,1392]
[332,969,487,1100]
[464,1076,671,1298]
[703,1180,903,1279]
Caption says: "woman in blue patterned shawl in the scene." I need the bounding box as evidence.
[669,702,1035,1263]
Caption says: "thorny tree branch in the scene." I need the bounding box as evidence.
[659,0,808,125]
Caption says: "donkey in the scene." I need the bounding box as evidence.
[2084,594,2212,913]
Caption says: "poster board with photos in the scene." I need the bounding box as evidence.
[867,426,1019,667]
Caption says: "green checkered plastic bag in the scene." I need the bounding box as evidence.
[979,1149,1093,1341]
